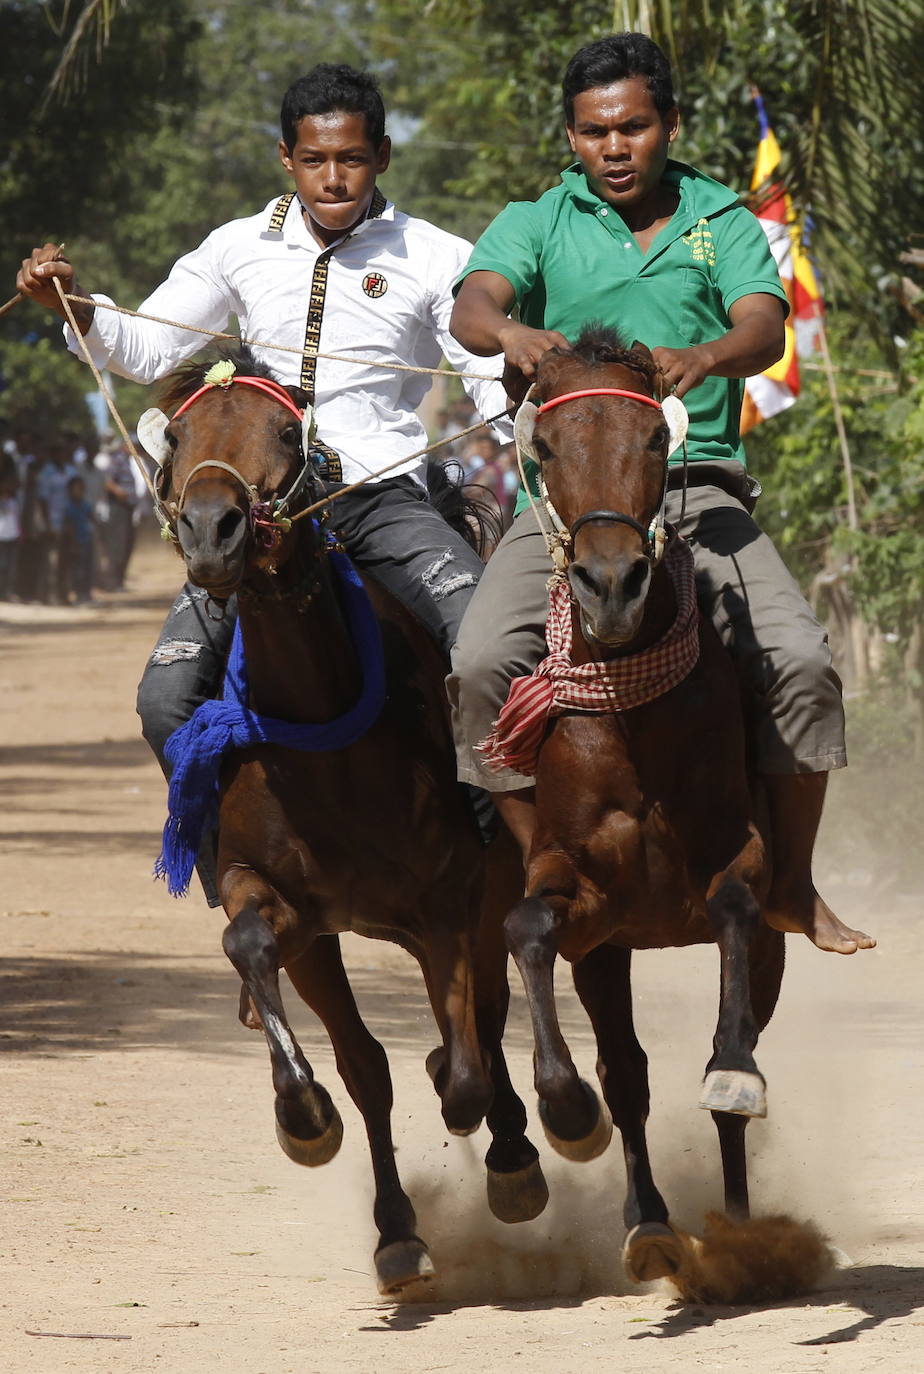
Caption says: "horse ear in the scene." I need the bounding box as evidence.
[137,408,172,464]
[630,340,653,360]
[514,397,539,460]
[301,402,317,452]
[661,394,689,456]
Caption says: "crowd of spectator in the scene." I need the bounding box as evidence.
[0,426,148,605]
[0,399,514,609]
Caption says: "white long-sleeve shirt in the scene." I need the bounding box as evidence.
[66,193,510,485]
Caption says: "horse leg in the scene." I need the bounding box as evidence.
[700,874,766,1116]
[419,910,495,1138]
[504,895,612,1162]
[474,890,549,1223]
[238,985,262,1030]
[222,899,342,1167]
[710,919,786,1218]
[572,943,681,1282]
[283,938,435,1296]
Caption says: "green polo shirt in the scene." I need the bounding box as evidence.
[455,160,788,511]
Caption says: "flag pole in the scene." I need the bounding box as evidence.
[814,317,859,533]
[814,312,868,685]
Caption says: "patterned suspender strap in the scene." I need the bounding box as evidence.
[298,187,389,484]
[267,192,295,233]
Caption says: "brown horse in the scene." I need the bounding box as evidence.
[142,347,546,1294]
[496,327,785,1286]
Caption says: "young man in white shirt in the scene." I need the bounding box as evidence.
[18,64,509,897]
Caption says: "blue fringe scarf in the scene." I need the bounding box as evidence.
[155,546,386,897]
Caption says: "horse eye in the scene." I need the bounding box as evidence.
[281,423,301,447]
[534,436,552,462]
[649,425,669,451]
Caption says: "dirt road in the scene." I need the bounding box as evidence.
[2,532,922,1373]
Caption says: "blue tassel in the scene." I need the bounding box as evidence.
[155,546,386,898]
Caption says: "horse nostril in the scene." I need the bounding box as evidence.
[570,562,604,601]
[623,556,650,602]
[216,507,245,545]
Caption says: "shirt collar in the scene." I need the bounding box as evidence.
[275,187,395,248]
[559,158,739,225]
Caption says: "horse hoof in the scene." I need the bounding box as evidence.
[623,1222,685,1283]
[539,1086,613,1163]
[700,1069,767,1118]
[486,1158,550,1224]
[274,1106,343,1167]
[375,1238,436,1296]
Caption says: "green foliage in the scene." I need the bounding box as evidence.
[0,336,95,441]
[748,320,924,647]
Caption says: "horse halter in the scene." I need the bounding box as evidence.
[519,385,679,572]
[147,366,323,549]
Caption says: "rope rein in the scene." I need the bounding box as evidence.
[52,278,174,536]
[61,292,503,383]
[52,277,511,533]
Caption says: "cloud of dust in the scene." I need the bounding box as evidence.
[665,1211,836,1305]
[398,1133,634,1305]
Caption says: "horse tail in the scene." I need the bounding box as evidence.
[426,457,504,561]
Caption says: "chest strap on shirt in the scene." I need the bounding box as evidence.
[267,192,295,233]
[299,187,388,402]
[308,442,343,484]
[271,187,389,487]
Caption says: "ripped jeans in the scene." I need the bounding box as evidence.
[137,474,485,903]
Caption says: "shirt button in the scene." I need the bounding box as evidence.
[624,242,632,249]
[600,207,608,216]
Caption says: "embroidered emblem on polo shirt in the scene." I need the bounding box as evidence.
[362,271,388,299]
[683,218,716,266]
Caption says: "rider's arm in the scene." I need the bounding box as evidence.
[451,271,570,381]
[17,246,95,334]
[450,201,571,385]
[652,293,787,399]
[17,231,235,385]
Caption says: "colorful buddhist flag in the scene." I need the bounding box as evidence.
[741,92,824,433]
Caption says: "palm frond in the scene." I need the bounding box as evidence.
[41,0,128,114]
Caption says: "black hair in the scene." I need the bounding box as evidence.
[158,343,278,413]
[562,33,675,123]
[280,63,386,151]
[569,323,658,385]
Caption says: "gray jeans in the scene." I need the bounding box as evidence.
[448,463,847,792]
[138,475,485,902]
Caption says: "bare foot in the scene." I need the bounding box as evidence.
[765,888,876,954]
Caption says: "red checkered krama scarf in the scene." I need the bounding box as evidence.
[477,535,700,777]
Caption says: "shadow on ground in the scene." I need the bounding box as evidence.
[0,948,559,1061]
[622,1261,924,1345]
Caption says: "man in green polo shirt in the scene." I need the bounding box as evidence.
[447,31,874,956]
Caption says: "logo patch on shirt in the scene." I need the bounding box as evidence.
[362,271,388,299]
[683,218,717,267]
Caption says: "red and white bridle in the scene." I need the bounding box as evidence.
[515,385,688,570]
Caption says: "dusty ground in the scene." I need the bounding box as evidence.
[2,528,923,1374]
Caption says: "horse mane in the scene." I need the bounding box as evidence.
[568,323,659,387]
[158,343,279,413]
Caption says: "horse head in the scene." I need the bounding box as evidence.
[138,348,322,599]
[522,326,684,647]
